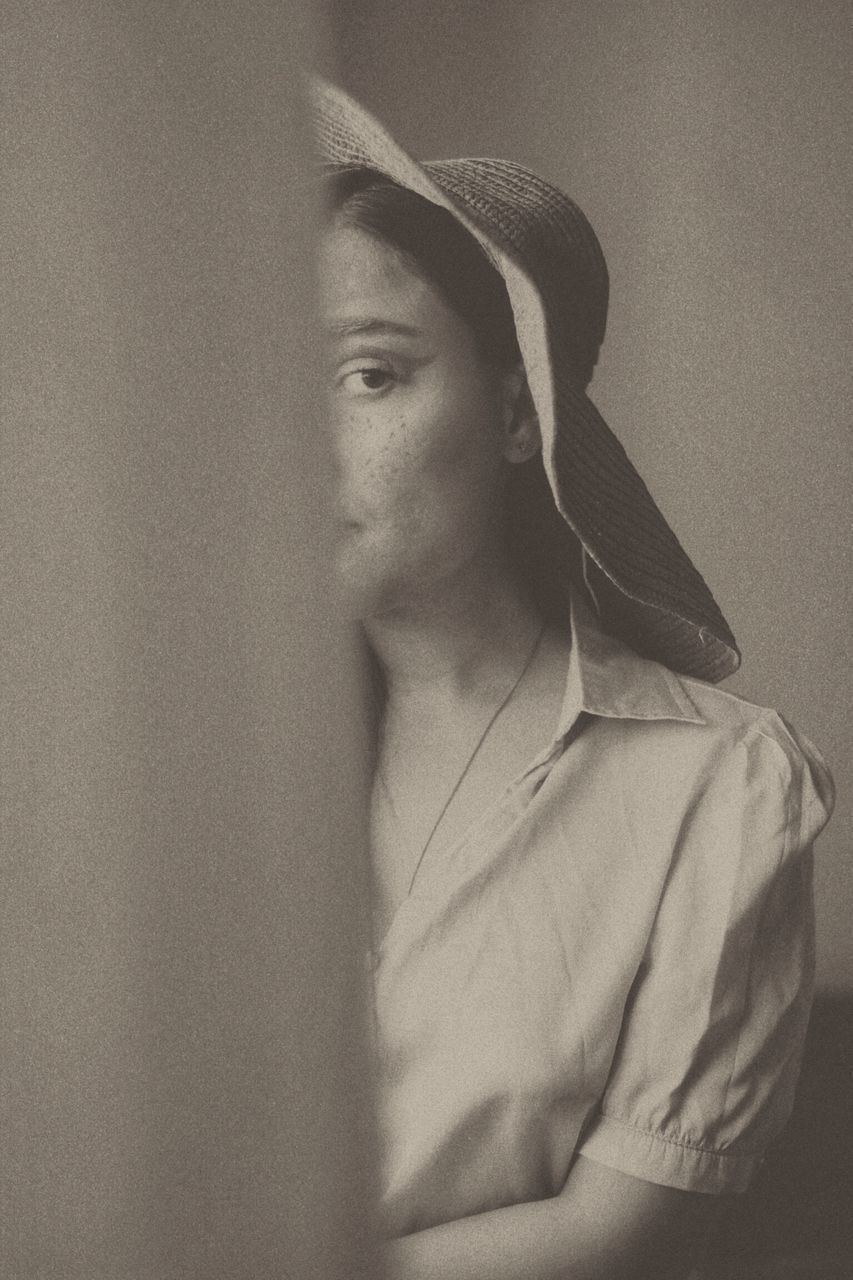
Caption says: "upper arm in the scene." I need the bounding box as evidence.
[576,719,832,1195]
[550,717,834,1278]
[553,1153,722,1280]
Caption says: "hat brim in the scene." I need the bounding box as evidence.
[312,77,740,682]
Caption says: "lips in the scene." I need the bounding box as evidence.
[337,494,369,529]
[338,511,365,532]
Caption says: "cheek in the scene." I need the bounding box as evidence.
[335,410,423,516]
[332,392,506,609]
[334,376,505,552]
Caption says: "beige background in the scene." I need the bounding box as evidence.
[2,3,377,1275]
[331,0,852,991]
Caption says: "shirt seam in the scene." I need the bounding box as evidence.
[717,737,796,1125]
[594,1111,760,1160]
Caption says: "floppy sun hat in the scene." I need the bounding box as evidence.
[313,78,740,683]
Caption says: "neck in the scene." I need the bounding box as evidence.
[365,560,545,710]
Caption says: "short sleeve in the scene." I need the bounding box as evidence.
[577,713,835,1194]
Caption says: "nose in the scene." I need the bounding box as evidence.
[325,430,361,526]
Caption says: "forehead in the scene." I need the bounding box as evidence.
[320,224,459,339]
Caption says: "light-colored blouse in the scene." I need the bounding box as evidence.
[368,590,834,1236]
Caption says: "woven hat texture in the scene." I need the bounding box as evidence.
[313,78,740,682]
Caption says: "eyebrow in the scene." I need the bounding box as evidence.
[326,318,424,340]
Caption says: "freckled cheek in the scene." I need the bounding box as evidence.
[335,399,496,529]
[334,412,426,518]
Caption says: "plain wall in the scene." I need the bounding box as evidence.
[2,3,377,1276]
[331,0,852,990]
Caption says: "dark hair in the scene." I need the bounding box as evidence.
[325,168,583,626]
[327,168,521,371]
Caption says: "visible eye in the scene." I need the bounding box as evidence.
[337,361,397,397]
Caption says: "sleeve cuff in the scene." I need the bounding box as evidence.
[577,1112,761,1194]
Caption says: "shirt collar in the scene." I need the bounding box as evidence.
[552,587,705,743]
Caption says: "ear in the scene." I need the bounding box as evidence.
[499,364,541,465]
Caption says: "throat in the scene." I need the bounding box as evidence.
[364,563,544,701]
[369,620,570,944]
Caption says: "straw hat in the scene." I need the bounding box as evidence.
[312,78,740,682]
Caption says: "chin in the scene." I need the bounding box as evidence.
[335,536,401,619]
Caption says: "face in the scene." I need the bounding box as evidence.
[321,223,518,617]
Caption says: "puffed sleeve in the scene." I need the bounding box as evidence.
[577,712,835,1194]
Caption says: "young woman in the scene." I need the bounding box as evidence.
[315,81,834,1280]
